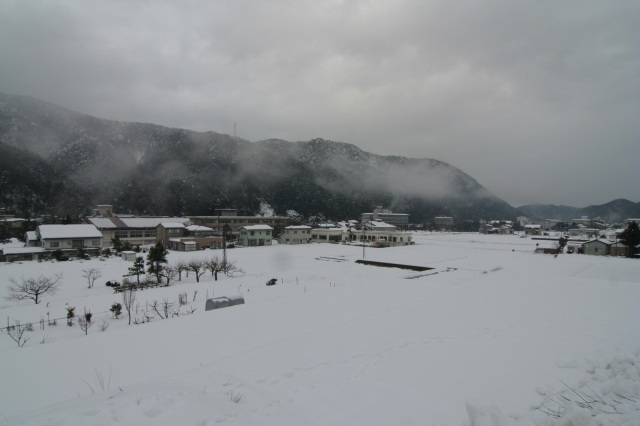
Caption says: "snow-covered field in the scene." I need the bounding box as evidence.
[1,233,638,426]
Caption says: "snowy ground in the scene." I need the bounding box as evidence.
[0,233,638,426]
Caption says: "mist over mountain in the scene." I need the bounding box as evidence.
[1,93,517,223]
[518,199,640,224]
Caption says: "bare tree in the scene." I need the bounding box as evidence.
[204,257,242,281]
[160,265,178,286]
[122,288,137,325]
[5,321,30,347]
[222,259,242,277]
[78,309,93,335]
[6,273,63,304]
[151,299,177,319]
[175,261,188,281]
[204,256,221,278]
[187,259,206,282]
[82,268,102,288]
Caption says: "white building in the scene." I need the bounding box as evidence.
[238,225,273,247]
[279,226,312,244]
[360,207,409,228]
[33,224,103,254]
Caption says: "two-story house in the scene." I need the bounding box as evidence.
[279,225,312,244]
[238,225,273,247]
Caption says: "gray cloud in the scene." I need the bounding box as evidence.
[1,0,638,207]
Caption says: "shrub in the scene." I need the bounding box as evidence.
[110,302,122,319]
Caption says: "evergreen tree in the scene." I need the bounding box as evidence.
[111,235,123,252]
[619,221,640,258]
[128,257,145,284]
[147,242,168,283]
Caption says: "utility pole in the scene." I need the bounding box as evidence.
[362,226,366,259]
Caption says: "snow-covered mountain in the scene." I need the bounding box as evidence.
[0,93,516,222]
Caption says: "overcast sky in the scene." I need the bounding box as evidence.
[1,0,638,207]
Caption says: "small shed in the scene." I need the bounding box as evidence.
[534,245,560,254]
[121,251,137,261]
[610,242,631,257]
[205,295,245,311]
[0,247,47,262]
[582,239,611,256]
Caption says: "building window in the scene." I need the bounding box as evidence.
[91,240,100,246]
[144,231,155,237]
[50,241,59,248]
[115,231,128,238]
[130,230,143,238]
[72,240,84,248]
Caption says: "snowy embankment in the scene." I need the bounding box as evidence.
[0,233,638,425]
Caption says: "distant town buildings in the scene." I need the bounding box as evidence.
[360,207,409,228]
[434,216,453,231]
[189,209,290,235]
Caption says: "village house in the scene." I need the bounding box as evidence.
[25,230,40,247]
[610,241,632,257]
[31,224,103,255]
[480,221,512,234]
[582,239,611,256]
[524,224,542,235]
[237,225,273,247]
[568,227,599,238]
[156,222,223,251]
[0,217,27,229]
[279,225,312,244]
[0,247,48,262]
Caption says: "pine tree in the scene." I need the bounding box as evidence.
[620,221,640,257]
[111,235,123,252]
[147,242,168,284]
[128,257,145,284]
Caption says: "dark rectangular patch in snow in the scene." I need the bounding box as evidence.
[355,260,433,271]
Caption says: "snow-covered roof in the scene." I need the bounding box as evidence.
[524,224,541,228]
[86,217,118,228]
[37,224,102,240]
[26,231,38,241]
[87,217,191,229]
[241,225,273,231]
[120,217,188,228]
[185,225,213,232]
[285,225,312,230]
[583,239,611,246]
[2,247,47,255]
[161,222,186,229]
[365,220,396,229]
